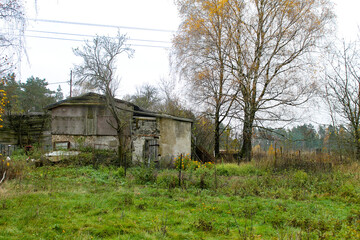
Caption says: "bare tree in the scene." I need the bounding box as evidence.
[157,78,193,118]
[225,0,335,161]
[124,83,160,111]
[73,33,134,166]
[0,0,26,76]
[325,39,360,160]
[172,0,333,161]
[172,0,238,158]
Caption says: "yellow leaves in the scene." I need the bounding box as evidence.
[268,144,275,156]
[281,0,316,18]
[184,15,205,33]
[180,0,230,34]
[252,144,261,153]
[203,0,229,17]
[283,0,299,8]
[197,70,208,81]
[0,77,7,127]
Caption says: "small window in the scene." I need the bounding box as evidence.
[54,141,70,150]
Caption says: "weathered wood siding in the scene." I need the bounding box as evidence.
[51,104,132,136]
[0,113,51,147]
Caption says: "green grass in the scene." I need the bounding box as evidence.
[1,161,360,239]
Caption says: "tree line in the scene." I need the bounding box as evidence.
[0,74,63,114]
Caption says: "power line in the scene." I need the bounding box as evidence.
[27,18,176,33]
[25,34,83,42]
[26,29,172,44]
[0,30,172,48]
[24,35,170,49]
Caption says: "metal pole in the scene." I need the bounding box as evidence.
[70,70,73,98]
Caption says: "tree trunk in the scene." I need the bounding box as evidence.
[240,124,252,162]
[117,133,124,167]
[239,109,255,162]
[355,133,360,161]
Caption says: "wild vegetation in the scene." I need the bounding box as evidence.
[1,148,360,239]
[1,1,360,238]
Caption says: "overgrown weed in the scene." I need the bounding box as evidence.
[2,150,360,239]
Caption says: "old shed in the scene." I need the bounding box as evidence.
[45,92,192,163]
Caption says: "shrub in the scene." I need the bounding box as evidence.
[64,149,119,167]
[93,150,119,166]
[27,145,44,159]
[156,170,178,189]
[202,161,214,169]
[121,192,134,206]
[174,154,215,171]
[66,152,93,166]
[10,148,26,160]
[194,167,213,189]
[339,181,358,199]
[216,163,263,176]
[0,155,26,183]
[193,217,213,231]
[131,165,157,184]
[174,154,198,170]
[112,167,125,179]
[292,170,309,187]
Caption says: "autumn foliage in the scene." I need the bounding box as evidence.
[173,0,334,161]
[0,77,7,128]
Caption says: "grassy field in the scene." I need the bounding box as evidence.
[1,156,360,239]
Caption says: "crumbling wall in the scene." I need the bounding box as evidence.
[52,135,118,150]
[132,117,159,163]
[132,116,192,163]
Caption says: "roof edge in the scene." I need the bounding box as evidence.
[46,92,194,123]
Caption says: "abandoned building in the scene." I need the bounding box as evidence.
[0,112,51,155]
[45,92,193,163]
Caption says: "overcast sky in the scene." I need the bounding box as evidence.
[21,0,179,97]
[19,0,360,100]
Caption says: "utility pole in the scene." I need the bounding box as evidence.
[70,70,73,98]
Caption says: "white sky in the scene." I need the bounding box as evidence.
[18,0,360,103]
[21,0,179,97]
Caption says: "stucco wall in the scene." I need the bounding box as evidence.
[158,118,191,160]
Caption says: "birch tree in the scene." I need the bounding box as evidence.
[0,0,25,76]
[173,0,238,158]
[226,0,334,161]
[173,0,334,161]
[325,40,360,160]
